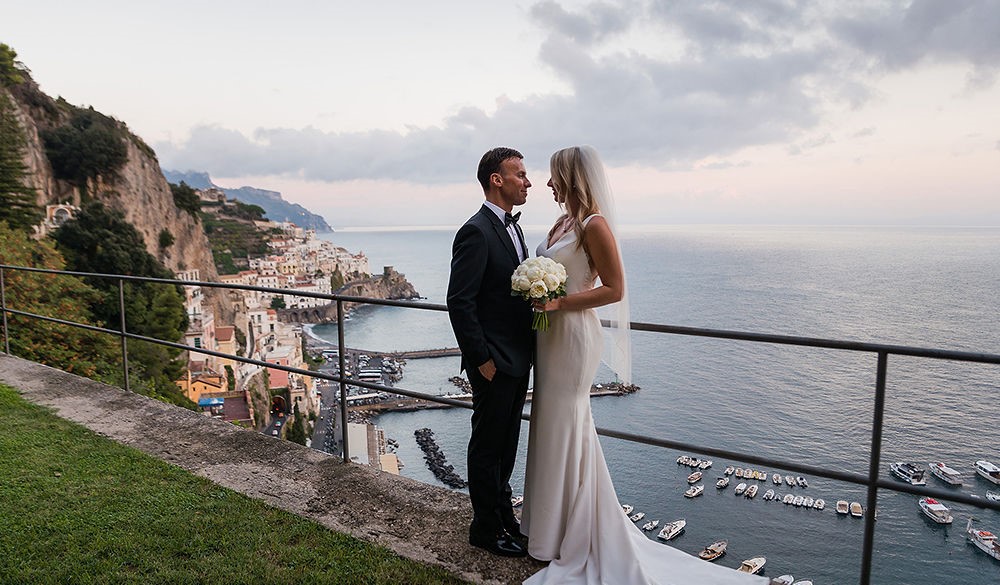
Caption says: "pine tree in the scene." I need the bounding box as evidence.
[0,90,40,231]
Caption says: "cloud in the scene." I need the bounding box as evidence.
[156,0,1000,186]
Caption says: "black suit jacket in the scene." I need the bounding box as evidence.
[447,205,534,377]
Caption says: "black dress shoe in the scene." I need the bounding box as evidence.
[503,521,528,546]
[469,529,528,557]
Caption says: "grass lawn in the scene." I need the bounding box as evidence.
[0,383,469,584]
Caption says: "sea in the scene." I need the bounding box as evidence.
[309,225,1000,584]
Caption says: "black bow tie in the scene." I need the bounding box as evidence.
[504,211,521,227]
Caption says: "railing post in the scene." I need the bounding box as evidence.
[859,351,888,585]
[1,267,9,355]
[337,300,349,464]
[119,279,130,392]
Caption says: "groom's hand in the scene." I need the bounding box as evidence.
[478,359,497,382]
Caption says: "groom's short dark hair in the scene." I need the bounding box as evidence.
[477,147,523,192]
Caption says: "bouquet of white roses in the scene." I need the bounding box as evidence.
[510,256,568,331]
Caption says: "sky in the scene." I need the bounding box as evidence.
[4,0,1000,228]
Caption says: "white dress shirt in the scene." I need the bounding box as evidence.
[483,200,526,262]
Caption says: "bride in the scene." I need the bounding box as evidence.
[520,146,768,584]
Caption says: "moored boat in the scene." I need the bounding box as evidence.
[734,468,744,478]
[802,496,814,508]
[772,473,782,485]
[641,519,659,531]
[657,519,686,541]
[792,581,814,585]
[785,475,796,486]
[976,460,1000,485]
[734,482,747,495]
[698,540,727,561]
[745,484,758,499]
[716,476,730,489]
[621,504,633,515]
[630,511,645,522]
[677,455,691,465]
[772,576,794,585]
[763,489,776,501]
[929,462,963,485]
[966,517,1000,560]
[813,498,826,510]
[699,459,713,470]
[796,476,808,488]
[987,490,1000,502]
[836,500,850,514]
[890,461,926,485]
[684,484,705,498]
[724,465,735,476]
[688,471,703,484]
[918,497,954,524]
[782,494,795,505]
[736,556,766,574]
[511,494,524,507]
[793,495,804,507]
[850,502,864,517]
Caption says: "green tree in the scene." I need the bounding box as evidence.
[269,296,286,310]
[53,201,192,406]
[0,44,26,87]
[287,402,307,446]
[41,107,128,190]
[158,228,175,250]
[224,365,235,392]
[0,91,40,231]
[169,181,200,216]
[0,221,118,379]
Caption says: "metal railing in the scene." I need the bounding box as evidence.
[2,263,999,584]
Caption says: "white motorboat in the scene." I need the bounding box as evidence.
[793,495,804,507]
[889,461,927,485]
[792,581,814,585]
[796,476,808,488]
[684,484,705,498]
[724,465,735,476]
[918,497,954,524]
[966,517,1000,560]
[699,459,713,470]
[763,489,776,501]
[698,540,727,561]
[716,476,730,489]
[836,500,850,515]
[677,455,691,465]
[630,511,645,522]
[734,468,744,478]
[813,498,826,510]
[511,495,524,507]
[782,494,795,505]
[734,482,747,495]
[772,576,794,585]
[745,484,758,499]
[687,471,703,484]
[772,473,782,485]
[621,504,633,515]
[929,462,963,485]
[976,460,1000,485]
[987,490,1000,502]
[850,502,864,518]
[641,519,659,531]
[785,475,796,486]
[736,556,766,575]
[687,458,702,468]
[802,496,814,508]
[657,519,686,541]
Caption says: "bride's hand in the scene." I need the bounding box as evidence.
[533,297,561,312]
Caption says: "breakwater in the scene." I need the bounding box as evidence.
[414,427,467,489]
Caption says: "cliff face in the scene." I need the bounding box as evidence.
[4,79,217,281]
[276,267,420,324]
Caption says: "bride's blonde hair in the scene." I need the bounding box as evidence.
[550,146,600,250]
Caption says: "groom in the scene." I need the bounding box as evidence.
[447,146,534,557]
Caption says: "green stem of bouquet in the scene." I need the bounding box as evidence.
[533,310,549,331]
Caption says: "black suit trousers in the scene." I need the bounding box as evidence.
[466,365,530,535]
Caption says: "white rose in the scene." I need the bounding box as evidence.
[529,281,548,298]
[514,276,532,291]
[525,267,542,282]
[542,274,560,290]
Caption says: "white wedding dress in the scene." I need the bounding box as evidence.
[521,215,768,585]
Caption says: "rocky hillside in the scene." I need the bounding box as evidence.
[163,170,332,232]
[3,68,217,281]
